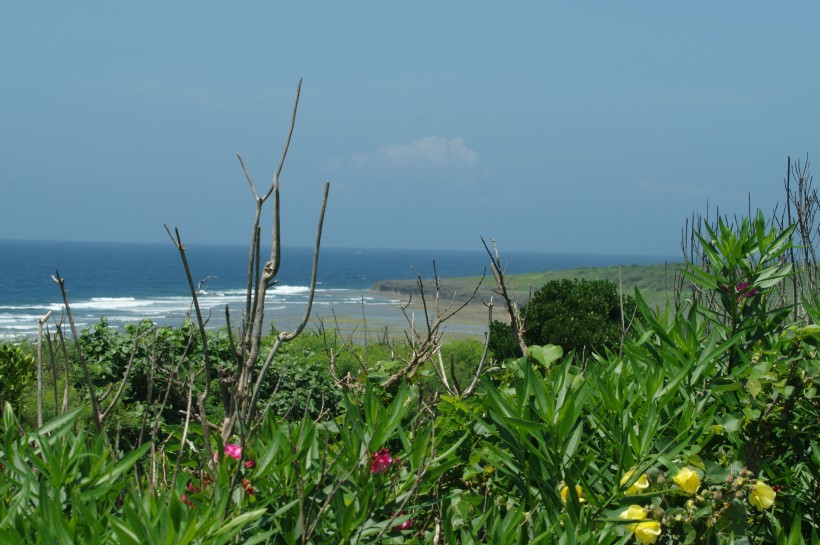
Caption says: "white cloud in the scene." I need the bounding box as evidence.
[351,136,478,168]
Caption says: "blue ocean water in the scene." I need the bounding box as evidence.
[0,239,673,338]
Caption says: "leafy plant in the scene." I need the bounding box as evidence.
[0,341,34,415]
[489,278,635,360]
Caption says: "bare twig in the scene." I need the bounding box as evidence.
[380,265,484,389]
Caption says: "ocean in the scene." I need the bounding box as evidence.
[0,240,672,339]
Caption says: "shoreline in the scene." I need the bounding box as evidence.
[2,262,680,342]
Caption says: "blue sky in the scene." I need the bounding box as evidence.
[2,3,818,256]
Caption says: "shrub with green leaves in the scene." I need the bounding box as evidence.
[0,341,34,414]
[489,278,635,360]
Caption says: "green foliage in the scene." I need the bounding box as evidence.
[261,338,343,421]
[1,209,818,543]
[523,278,635,356]
[489,278,635,360]
[487,319,522,360]
[0,404,267,544]
[0,341,34,414]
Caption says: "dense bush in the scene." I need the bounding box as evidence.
[489,278,636,360]
[0,341,34,415]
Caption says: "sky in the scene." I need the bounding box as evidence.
[2,3,819,257]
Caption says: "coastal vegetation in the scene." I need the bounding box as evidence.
[0,87,817,543]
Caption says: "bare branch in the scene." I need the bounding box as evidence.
[265,78,302,201]
[36,310,53,427]
[481,236,527,354]
[100,323,154,422]
[52,270,103,432]
[462,300,494,397]
[163,225,214,465]
[246,181,330,421]
[237,153,259,201]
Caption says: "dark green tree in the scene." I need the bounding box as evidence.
[489,278,634,359]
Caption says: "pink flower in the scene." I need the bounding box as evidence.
[370,448,393,474]
[736,282,759,297]
[244,460,256,469]
[224,443,243,460]
[394,519,413,531]
[392,513,413,531]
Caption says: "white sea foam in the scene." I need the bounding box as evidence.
[0,287,406,338]
[47,297,154,311]
[270,285,312,295]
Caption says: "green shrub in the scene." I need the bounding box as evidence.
[488,319,522,360]
[0,341,34,414]
[259,333,343,421]
[489,278,635,360]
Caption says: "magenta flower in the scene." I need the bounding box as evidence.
[224,443,243,460]
[244,460,256,469]
[736,282,759,298]
[392,513,413,531]
[370,448,393,474]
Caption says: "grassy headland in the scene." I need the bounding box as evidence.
[372,262,685,315]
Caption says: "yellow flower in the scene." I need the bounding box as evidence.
[633,521,662,544]
[559,484,585,504]
[619,505,647,531]
[673,467,701,495]
[621,469,650,495]
[749,481,776,510]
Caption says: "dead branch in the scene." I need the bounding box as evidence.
[52,270,103,432]
[163,225,215,466]
[36,310,53,427]
[43,329,59,418]
[380,266,484,389]
[481,236,527,354]
[245,181,330,423]
[100,323,154,422]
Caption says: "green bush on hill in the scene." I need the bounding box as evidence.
[490,278,636,359]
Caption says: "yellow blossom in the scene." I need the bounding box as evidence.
[621,469,650,495]
[673,467,701,495]
[749,481,776,510]
[633,521,662,544]
[560,484,585,504]
[619,505,647,531]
